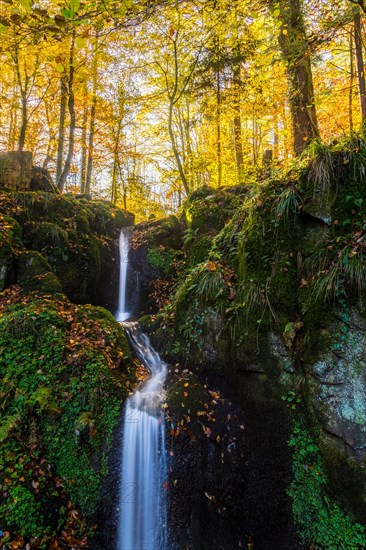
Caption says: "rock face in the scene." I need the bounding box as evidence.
[128,215,183,314]
[0,151,33,190]
[164,369,299,550]
[310,310,366,461]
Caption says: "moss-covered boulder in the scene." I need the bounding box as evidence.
[181,186,243,234]
[0,213,22,291]
[0,191,134,306]
[17,250,62,293]
[0,287,136,547]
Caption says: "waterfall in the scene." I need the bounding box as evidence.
[116,228,168,550]
[116,228,130,322]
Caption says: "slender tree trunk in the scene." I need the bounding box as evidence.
[14,46,28,152]
[232,9,244,184]
[216,45,222,187]
[85,48,99,195]
[111,118,122,204]
[168,98,190,195]
[57,31,76,192]
[56,76,68,184]
[80,106,88,193]
[18,91,27,152]
[350,31,355,132]
[8,75,17,150]
[353,6,366,124]
[271,0,319,155]
[184,99,193,188]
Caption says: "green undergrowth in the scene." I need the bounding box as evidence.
[147,245,178,275]
[288,419,366,549]
[0,287,136,546]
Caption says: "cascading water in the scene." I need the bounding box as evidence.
[116,228,131,322]
[116,228,168,550]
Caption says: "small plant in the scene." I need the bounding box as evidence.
[274,186,302,219]
[147,245,177,274]
[303,231,366,311]
[307,139,337,195]
[289,421,366,549]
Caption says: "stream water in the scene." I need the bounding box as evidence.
[116,227,168,550]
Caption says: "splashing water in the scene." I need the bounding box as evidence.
[116,228,168,550]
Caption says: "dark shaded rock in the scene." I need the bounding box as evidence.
[128,216,183,315]
[30,165,58,192]
[166,367,300,550]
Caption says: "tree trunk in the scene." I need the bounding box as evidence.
[272,0,319,155]
[57,32,76,192]
[85,49,99,195]
[168,98,190,195]
[350,31,355,132]
[353,6,366,124]
[111,118,122,204]
[18,91,27,152]
[80,105,88,193]
[232,9,244,184]
[14,46,28,152]
[56,76,68,184]
[216,45,222,187]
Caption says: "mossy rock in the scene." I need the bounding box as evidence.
[0,191,134,303]
[320,435,366,524]
[17,250,62,293]
[0,215,22,290]
[182,187,241,234]
[134,215,184,250]
[56,236,101,303]
[147,245,177,275]
[23,221,69,252]
[0,294,135,544]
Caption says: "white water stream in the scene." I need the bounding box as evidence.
[116,229,131,322]
[116,228,168,550]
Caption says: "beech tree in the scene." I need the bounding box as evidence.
[269,0,319,155]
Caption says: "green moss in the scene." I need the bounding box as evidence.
[147,245,177,274]
[17,250,62,293]
[24,221,69,251]
[9,192,130,303]
[0,294,135,543]
[182,186,241,235]
[320,440,366,523]
[288,420,366,549]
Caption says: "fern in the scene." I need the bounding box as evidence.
[0,410,23,442]
[74,411,95,431]
[275,187,302,219]
[27,386,60,414]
